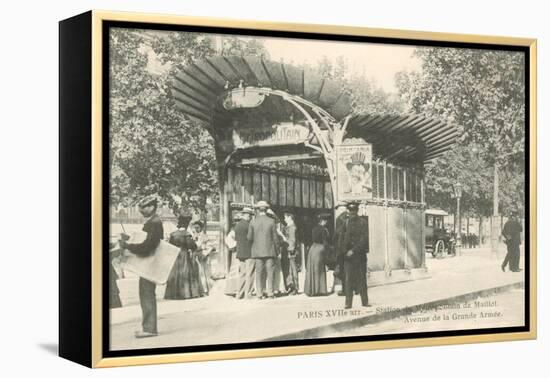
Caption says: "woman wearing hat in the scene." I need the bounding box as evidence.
[164,215,205,300]
[223,213,241,296]
[304,214,329,296]
[192,219,213,293]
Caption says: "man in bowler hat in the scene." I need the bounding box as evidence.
[339,202,369,309]
[119,195,164,338]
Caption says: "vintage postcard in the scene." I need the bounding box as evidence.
[106,22,529,355]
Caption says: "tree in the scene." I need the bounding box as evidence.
[315,55,404,115]
[109,30,271,219]
[109,29,218,217]
[424,145,493,217]
[395,48,525,163]
[220,36,270,58]
[395,47,526,215]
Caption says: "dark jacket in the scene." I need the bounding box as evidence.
[126,214,164,257]
[169,229,196,251]
[334,211,349,253]
[312,225,329,245]
[235,219,252,260]
[247,214,278,258]
[502,219,522,245]
[340,215,369,260]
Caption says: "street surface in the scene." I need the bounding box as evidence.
[109,246,525,351]
[322,287,524,337]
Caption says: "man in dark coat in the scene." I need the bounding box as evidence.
[235,207,255,299]
[108,241,122,309]
[247,201,278,299]
[119,195,163,338]
[501,210,523,272]
[333,202,349,295]
[339,202,369,309]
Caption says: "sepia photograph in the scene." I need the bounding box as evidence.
[106,23,528,354]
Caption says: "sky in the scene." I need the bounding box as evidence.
[139,29,422,94]
[261,37,421,94]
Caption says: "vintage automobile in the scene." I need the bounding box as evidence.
[425,209,456,258]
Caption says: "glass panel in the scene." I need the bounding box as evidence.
[243,169,253,204]
[386,165,392,199]
[270,173,278,205]
[278,175,286,207]
[372,163,378,199]
[261,172,270,201]
[232,167,242,203]
[309,179,316,208]
[411,172,419,202]
[324,181,332,209]
[397,169,405,201]
[253,171,262,201]
[286,174,294,206]
[379,165,385,199]
[294,177,302,208]
[392,167,398,200]
[302,178,309,208]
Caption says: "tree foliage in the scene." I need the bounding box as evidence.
[396,47,526,215]
[316,55,404,114]
[109,29,217,215]
[396,47,525,165]
[109,30,271,217]
[424,145,493,217]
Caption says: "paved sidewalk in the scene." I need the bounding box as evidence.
[110,247,525,351]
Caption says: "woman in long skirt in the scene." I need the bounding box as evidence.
[224,215,241,296]
[304,214,329,296]
[164,216,205,299]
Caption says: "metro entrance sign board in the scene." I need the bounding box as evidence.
[232,123,310,149]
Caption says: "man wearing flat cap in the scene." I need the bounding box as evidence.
[247,201,278,299]
[501,209,523,272]
[119,195,164,338]
[339,202,370,309]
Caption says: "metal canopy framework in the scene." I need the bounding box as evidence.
[172,55,353,124]
[346,113,457,162]
[171,56,457,281]
[171,55,458,165]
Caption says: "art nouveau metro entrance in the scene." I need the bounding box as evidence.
[172,55,457,286]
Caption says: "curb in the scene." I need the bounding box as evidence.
[261,281,524,341]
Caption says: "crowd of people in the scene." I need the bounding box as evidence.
[110,193,524,340]
[221,200,370,310]
[111,195,372,338]
[461,233,480,249]
[223,201,331,299]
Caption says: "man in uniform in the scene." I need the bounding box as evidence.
[235,207,255,299]
[333,201,349,295]
[119,195,164,338]
[501,209,523,272]
[340,202,369,309]
[247,201,278,299]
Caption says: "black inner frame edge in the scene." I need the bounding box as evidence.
[101,19,531,359]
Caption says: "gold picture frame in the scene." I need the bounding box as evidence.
[59,10,537,368]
